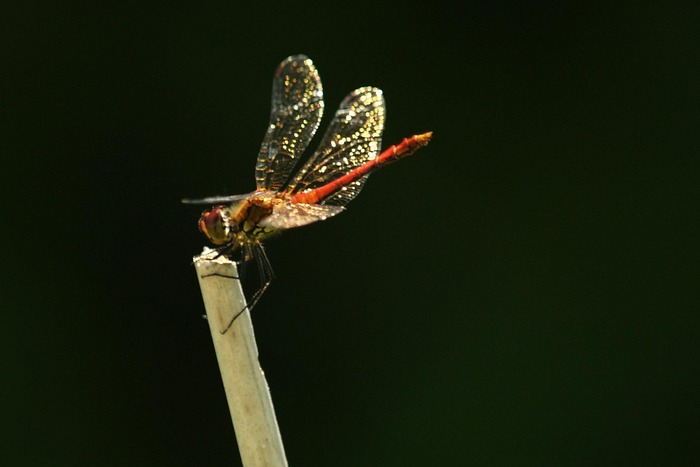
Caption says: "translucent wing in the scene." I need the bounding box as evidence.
[181,192,256,204]
[284,87,385,206]
[255,55,324,192]
[258,203,345,229]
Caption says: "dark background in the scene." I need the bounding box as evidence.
[3,1,698,465]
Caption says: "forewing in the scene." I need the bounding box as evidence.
[181,192,256,205]
[255,55,324,192]
[284,87,385,206]
[258,203,345,229]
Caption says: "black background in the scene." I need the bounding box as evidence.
[3,1,698,465]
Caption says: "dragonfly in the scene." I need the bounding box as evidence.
[184,54,432,331]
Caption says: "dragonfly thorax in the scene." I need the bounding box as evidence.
[198,196,281,248]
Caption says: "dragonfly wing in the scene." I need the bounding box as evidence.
[182,192,256,204]
[258,203,345,229]
[284,87,385,206]
[255,55,324,192]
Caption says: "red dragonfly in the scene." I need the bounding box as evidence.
[185,54,431,329]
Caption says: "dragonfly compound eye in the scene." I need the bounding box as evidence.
[198,206,232,245]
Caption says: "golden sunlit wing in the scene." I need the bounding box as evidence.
[283,87,385,206]
[255,55,324,192]
[257,203,345,230]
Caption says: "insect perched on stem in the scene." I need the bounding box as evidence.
[184,54,432,331]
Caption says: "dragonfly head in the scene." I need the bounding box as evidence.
[198,206,234,245]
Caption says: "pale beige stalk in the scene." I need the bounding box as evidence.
[194,249,287,467]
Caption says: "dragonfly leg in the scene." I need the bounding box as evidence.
[237,244,249,281]
[220,242,275,334]
[250,242,275,308]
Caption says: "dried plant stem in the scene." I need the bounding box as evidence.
[194,250,287,467]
